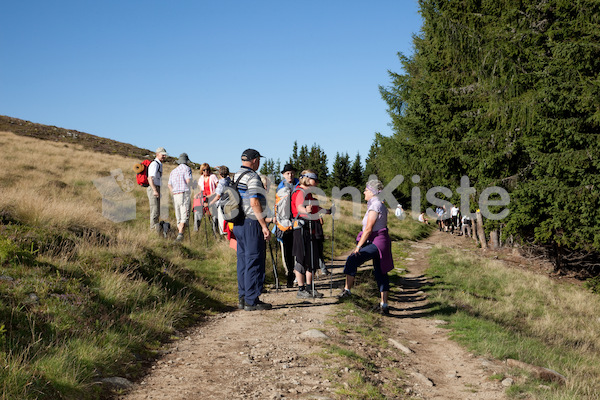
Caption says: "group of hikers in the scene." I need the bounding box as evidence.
[143,147,394,315]
[433,204,472,237]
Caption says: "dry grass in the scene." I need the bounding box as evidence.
[0,131,229,399]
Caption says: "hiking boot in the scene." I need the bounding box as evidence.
[175,234,184,242]
[320,267,331,276]
[371,303,390,315]
[244,299,272,311]
[338,289,352,299]
[310,288,324,298]
[297,288,312,298]
[238,297,245,310]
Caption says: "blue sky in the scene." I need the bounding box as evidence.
[1,0,422,173]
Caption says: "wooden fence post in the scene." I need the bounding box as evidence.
[476,210,487,250]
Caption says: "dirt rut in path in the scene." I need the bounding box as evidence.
[118,231,507,399]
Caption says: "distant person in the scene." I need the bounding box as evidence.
[233,149,272,311]
[418,211,429,224]
[209,165,231,235]
[450,204,460,234]
[435,206,444,231]
[395,204,404,219]
[338,179,393,315]
[461,214,472,237]
[168,153,193,242]
[291,170,332,299]
[147,147,168,231]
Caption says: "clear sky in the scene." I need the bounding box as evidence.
[1,0,422,173]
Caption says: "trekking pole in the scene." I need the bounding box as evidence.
[187,195,192,243]
[203,211,209,246]
[330,203,335,296]
[308,216,316,299]
[268,236,279,292]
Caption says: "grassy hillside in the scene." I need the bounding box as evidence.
[0,130,238,399]
[0,128,431,399]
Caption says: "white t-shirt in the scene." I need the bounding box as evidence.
[147,159,163,187]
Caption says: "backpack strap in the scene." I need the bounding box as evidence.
[233,169,253,188]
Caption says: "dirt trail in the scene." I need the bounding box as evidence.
[118,231,507,399]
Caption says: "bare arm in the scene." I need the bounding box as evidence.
[250,197,271,241]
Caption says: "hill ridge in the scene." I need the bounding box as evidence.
[0,115,156,160]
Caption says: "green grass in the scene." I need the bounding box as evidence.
[426,246,600,399]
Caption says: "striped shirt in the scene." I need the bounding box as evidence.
[168,164,192,194]
[234,166,266,218]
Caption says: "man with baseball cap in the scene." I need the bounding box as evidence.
[234,148,272,311]
[148,147,168,231]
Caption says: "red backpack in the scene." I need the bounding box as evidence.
[133,159,153,187]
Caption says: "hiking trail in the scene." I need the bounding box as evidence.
[118,231,508,399]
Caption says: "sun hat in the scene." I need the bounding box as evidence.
[177,153,190,165]
[156,147,168,156]
[281,163,296,174]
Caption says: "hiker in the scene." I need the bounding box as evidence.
[147,147,168,231]
[395,204,404,219]
[339,179,393,315]
[168,153,193,242]
[275,163,299,288]
[233,149,272,311]
[418,211,429,224]
[277,163,299,190]
[209,165,231,235]
[197,163,219,234]
[450,204,460,234]
[291,170,332,299]
[197,163,218,205]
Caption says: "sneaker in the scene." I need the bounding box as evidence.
[244,299,272,311]
[175,234,184,242]
[310,288,324,298]
[238,297,245,310]
[338,289,352,299]
[297,289,312,298]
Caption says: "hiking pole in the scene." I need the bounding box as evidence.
[268,235,279,293]
[330,203,335,296]
[308,217,316,299]
[203,211,209,246]
[187,195,192,243]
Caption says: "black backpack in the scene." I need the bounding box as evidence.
[220,170,252,225]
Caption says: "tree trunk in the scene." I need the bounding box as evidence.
[489,230,500,249]
[476,211,487,250]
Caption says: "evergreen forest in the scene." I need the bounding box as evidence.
[367,0,600,274]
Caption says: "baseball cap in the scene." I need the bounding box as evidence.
[156,147,168,156]
[241,148,264,161]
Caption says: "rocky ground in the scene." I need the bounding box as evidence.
[116,231,509,399]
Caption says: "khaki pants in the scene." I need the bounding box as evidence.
[147,186,161,230]
[173,191,191,225]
